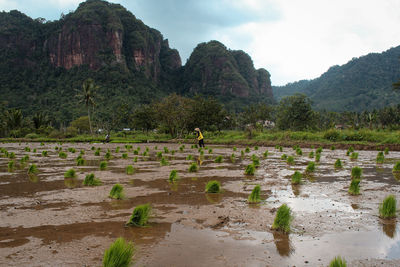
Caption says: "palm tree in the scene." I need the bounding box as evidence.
[77,79,97,135]
[32,112,50,129]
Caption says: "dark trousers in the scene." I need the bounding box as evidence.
[199,139,205,148]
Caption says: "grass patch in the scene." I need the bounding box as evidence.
[348,179,360,195]
[214,155,223,163]
[188,162,198,172]
[248,185,261,203]
[102,237,135,267]
[109,184,124,199]
[329,256,347,267]
[100,161,108,170]
[126,165,135,175]
[351,166,362,179]
[291,171,302,184]
[244,163,256,175]
[83,173,102,186]
[272,204,293,233]
[379,195,397,219]
[169,170,179,182]
[334,159,343,169]
[376,151,384,164]
[27,164,38,174]
[126,204,151,226]
[64,168,76,178]
[205,180,221,193]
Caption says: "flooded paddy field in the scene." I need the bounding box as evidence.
[0,142,399,267]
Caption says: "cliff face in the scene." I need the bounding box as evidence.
[182,41,273,99]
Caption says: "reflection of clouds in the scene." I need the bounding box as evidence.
[273,231,294,257]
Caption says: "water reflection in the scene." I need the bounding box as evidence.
[28,174,39,183]
[273,231,294,257]
[382,220,397,238]
[291,184,301,197]
[205,193,222,204]
[64,177,79,188]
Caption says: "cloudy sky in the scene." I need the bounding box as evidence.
[1,0,400,85]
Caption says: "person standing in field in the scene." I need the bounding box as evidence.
[195,128,205,148]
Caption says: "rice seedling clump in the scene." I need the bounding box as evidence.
[315,153,321,162]
[305,161,316,173]
[64,168,76,178]
[393,161,400,173]
[169,170,178,182]
[28,164,38,174]
[68,147,76,153]
[24,147,31,152]
[272,204,293,233]
[291,171,302,184]
[105,151,112,160]
[208,148,213,154]
[334,159,343,169]
[296,148,302,156]
[281,154,287,160]
[205,180,221,193]
[244,164,255,175]
[126,165,135,175]
[160,157,169,166]
[263,150,268,158]
[41,151,48,157]
[214,155,223,163]
[102,237,135,267]
[308,151,314,158]
[351,166,362,179]
[329,256,347,267]
[122,153,128,159]
[245,147,250,153]
[254,146,259,151]
[248,185,261,203]
[384,147,389,155]
[348,179,360,195]
[8,161,14,172]
[126,204,151,226]
[376,151,384,164]
[251,154,260,167]
[100,161,108,170]
[379,195,397,219]
[188,162,198,172]
[286,156,294,165]
[59,152,67,159]
[316,147,323,154]
[109,184,124,199]
[83,173,102,186]
[156,151,163,158]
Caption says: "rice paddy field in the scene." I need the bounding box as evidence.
[0,142,399,266]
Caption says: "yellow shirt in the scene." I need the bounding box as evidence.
[197,131,203,141]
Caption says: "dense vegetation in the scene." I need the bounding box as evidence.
[273,46,400,111]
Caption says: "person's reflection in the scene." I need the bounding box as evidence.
[291,184,300,197]
[273,231,294,257]
[382,221,397,238]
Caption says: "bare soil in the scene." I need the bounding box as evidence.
[0,143,399,267]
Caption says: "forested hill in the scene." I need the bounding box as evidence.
[0,0,273,127]
[273,45,400,112]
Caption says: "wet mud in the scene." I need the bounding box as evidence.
[0,142,400,266]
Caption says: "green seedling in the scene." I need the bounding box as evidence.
[330,145,336,151]
[376,151,384,164]
[126,204,151,226]
[160,157,169,166]
[350,152,359,160]
[286,156,294,165]
[8,161,14,172]
[68,147,76,153]
[33,148,37,153]
[109,184,124,199]
[316,147,323,154]
[379,195,397,219]
[76,158,85,166]
[245,147,250,153]
[105,151,112,160]
[24,147,31,152]
[315,153,321,162]
[126,165,135,175]
[91,146,95,151]
[329,256,347,267]
[100,161,108,170]
[248,185,261,203]
[133,150,139,155]
[163,147,169,153]
[205,180,221,193]
[244,164,256,175]
[188,162,198,172]
[156,152,163,158]
[241,150,245,157]
[169,170,179,182]
[308,151,314,158]
[281,154,287,160]
[348,179,360,195]
[384,147,389,155]
[291,171,302,185]
[393,161,400,173]
[230,153,235,163]
[233,146,237,151]
[102,237,135,267]
[296,148,302,156]
[83,173,102,186]
[214,155,223,163]
[263,150,268,158]
[186,155,193,161]
[64,168,76,178]
[95,149,101,156]
[80,150,85,155]
[8,152,15,159]
[254,146,259,151]
[351,166,362,179]
[122,153,128,159]
[115,147,120,153]
[334,159,343,169]
[59,152,67,159]
[305,162,316,173]
[28,164,38,174]
[251,154,260,167]
[133,157,138,163]
[272,204,293,233]
[208,148,213,154]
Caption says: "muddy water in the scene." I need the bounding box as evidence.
[0,143,400,266]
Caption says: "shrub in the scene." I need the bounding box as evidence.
[122,153,128,159]
[28,164,38,174]
[8,161,14,172]
[160,157,169,166]
[126,165,135,175]
[329,256,347,267]
[188,162,198,172]
[126,204,151,226]
[281,154,287,160]
[248,185,261,203]
[102,237,135,267]
[169,170,178,182]
[251,154,260,167]
[83,173,102,186]
[272,204,292,233]
[64,168,76,178]
[351,166,362,179]
[100,161,108,170]
[348,179,360,195]
[244,164,256,175]
[308,151,314,158]
[393,162,400,173]
[59,152,67,159]
[205,180,221,193]
[376,151,384,164]
[109,184,124,199]
[291,171,302,184]
[286,156,294,165]
[379,195,397,219]
[334,159,343,169]
[350,152,359,160]
[305,161,316,173]
[214,155,223,163]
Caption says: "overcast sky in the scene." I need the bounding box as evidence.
[1,0,400,85]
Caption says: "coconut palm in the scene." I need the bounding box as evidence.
[77,78,97,135]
